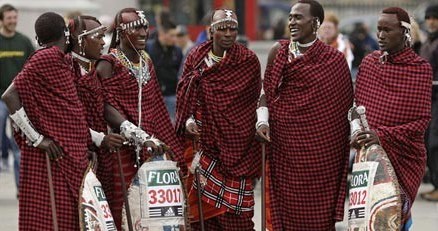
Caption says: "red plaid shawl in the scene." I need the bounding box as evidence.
[175,41,261,218]
[176,41,262,178]
[68,55,114,205]
[98,51,185,171]
[264,40,353,230]
[355,48,432,214]
[97,52,186,228]
[14,46,90,230]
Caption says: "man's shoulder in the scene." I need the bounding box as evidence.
[31,47,64,64]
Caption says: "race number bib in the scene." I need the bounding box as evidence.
[122,158,186,231]
[80,168,116,231]
[348,161,378,230]
[146,169,184,217]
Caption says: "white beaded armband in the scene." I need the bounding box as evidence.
[350,118,362,137]
[10,107,44,147]
[120,120,161,146]
[256,106,269,129]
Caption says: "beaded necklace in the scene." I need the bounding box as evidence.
[110,48,151,85]
[72,51,91,75]
[288,38,317,62]
[204,50,226,67]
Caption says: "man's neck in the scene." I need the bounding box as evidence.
[0,27,16,38]
[119,44,140,63]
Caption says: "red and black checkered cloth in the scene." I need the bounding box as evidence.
[355,48,432,217]
[68,55,115,206]
[176,41,262,178]
[13,46,90,230]
[264,40,354,230]
[175,41,261,224]
[97,52,186,229]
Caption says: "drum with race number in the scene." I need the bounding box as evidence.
[121,155,188,231]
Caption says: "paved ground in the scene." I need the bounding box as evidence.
[1,165,437,230]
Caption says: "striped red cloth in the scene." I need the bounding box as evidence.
[14,46,90,230]
[97,51,186,229]
[175,41,261,226]
[355,48,432,218]
[264,40,354,230]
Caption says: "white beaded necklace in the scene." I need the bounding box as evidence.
[297,38,317,47]
[288,38,317,61]
[111,49,151,85]
[72,51,91,74]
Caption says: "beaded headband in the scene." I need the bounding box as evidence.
[120,10,149,31]
[78,25,106,41]
[210,9,238,32]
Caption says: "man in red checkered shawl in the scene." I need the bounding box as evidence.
[2,12,90,230]
[95,8,186,229]
[175,9,261,231]
[352,7,432,229]
[67,15,133,208]
[257,0,354,230]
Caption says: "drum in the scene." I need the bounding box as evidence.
[348,105,402,231]
[79,161,116,231]
[121,155,188,231]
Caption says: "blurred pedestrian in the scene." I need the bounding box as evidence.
[349,22,379,77]
[257,0,353,230]
[0,4,34,191]
[146,20,183,122]
[420,4,438,202]
[319,12,354,69]
[195,11,212,45]
[176,25,194,56]
[410,19,423,54]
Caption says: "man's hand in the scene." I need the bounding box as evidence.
[186,122,200,138]
[101,134,126,152]
[351,130,380,149]
[256,124,270,142]
[37,137,64,160]
[144,140,168,155]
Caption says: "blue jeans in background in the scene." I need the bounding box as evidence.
[0,100,20,189]
[163,95,176,124]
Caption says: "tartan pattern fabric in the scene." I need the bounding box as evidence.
[355,48,432,214]
[191,211,255,231]
[264,40,354,230]
[175,41,262,178]
[13,46,90,230]
[193,152,255,215]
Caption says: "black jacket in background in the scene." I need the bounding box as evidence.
[146,39,183,96]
